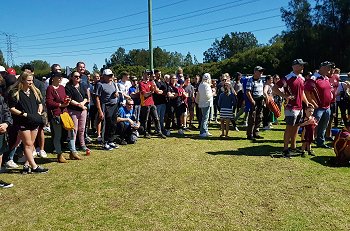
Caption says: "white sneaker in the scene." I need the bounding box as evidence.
[38,150,47,158]
[108,142,119,149]
[234,126,240,132]
[5,160,19,169]
[207,132,213,136]
[43,126,51,133]
[242,122,248,127]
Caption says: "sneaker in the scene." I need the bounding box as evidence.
[97,136,103,144]
[120,139,127,145]
[253,135,264,139]
[85,136,92,144]
[102,143,113,151]
[247,136,256,141]
[158,133,167,139]
[199,133,209,138]
[32,166,49,174]
[234,126,240,132]
[43,126,51,133]
[135,131,140,137]
[5,160,19,169]
[178,129,184,135]
[108,142,119,149]
[242,122,248,127]
[38,150,47,158]
[0,180,14,189]
[262,126,271,130]
[300,151,306,158]
[283,149,291,158]
[207,132,213,136]
[20,165,31,175]
[164,130,171,136]
[308,150,316,156]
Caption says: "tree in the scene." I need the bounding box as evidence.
[93,64,99,73]
[183,52,193,66]
[0,50,5,66]
[193,55,199,65]
[203,32,258,63]
[109,47,127,66]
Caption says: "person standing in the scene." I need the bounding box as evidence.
[197,73,213,137]
[8,72,48,173]
[95,69,120,150]
[246,66,265,140]
[139,70,166,139]
[153,70,168,135]
[305,61,333,148]
[218,82,236,137]
[273,59,309,157]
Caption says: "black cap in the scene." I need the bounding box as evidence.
[320,61,335,68]
[51,72,63,78]
[292,59,308,65]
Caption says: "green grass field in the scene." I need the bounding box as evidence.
[1,121,350,231]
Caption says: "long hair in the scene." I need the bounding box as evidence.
[224,83,231,96]
[11,72,42,102]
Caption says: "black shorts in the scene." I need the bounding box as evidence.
[176,103,187,117]
[19,124,39,131]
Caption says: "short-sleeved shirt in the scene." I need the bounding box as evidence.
[168,85,179,107]
[8,90,41,127]
[117,106,135,127]
[276,72,305,110]
[139,81,154,106]
[304,75,332,109]
[184,84,195,104]
[246,77,264,98]
[95,82,119,105]
[117,80,132,96]
[153,80,168,105]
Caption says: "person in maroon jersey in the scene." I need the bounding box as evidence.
[272,59,310,158]
[305,61,334,149]
[325,66,339,139]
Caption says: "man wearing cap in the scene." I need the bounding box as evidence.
[304,61,333,148]
[139,70,166,139]
[273,59,310,157]
[95,69,120,150]
[245,66,265,140]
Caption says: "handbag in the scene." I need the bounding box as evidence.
[60,112,75,130]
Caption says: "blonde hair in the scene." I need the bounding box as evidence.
[11,72,42,102]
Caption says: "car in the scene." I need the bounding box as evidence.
[339,73,349,82]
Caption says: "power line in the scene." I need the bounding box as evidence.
[18,7,280,50]
[14,25,284,59]
[17,0,259,45]
[16,0,189,39]
[16,14,282,57]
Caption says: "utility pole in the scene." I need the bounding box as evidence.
[148,0,153,71]
[1,32,15,66]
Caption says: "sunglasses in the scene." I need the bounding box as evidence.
[73,75,80,78]
[127,103,134,106]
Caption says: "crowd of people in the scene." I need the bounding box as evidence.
[1,59,350,189]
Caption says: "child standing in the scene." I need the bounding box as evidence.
[218,83,236,137]
[300,105,318,157]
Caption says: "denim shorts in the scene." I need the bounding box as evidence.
[285,109,303,126]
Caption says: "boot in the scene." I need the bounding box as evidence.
[57,154,67,163]
[70,151,82,160]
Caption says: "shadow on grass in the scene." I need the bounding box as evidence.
[207,144,282,156]
[310,156,350,168]
[188,134,247,141]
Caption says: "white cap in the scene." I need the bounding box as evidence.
[202,73,211,80]
[0,66,5,72]
[103,69,113,76]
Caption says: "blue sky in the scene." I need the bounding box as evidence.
[0,0,292,71]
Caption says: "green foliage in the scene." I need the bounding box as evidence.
[203,32,258,63]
